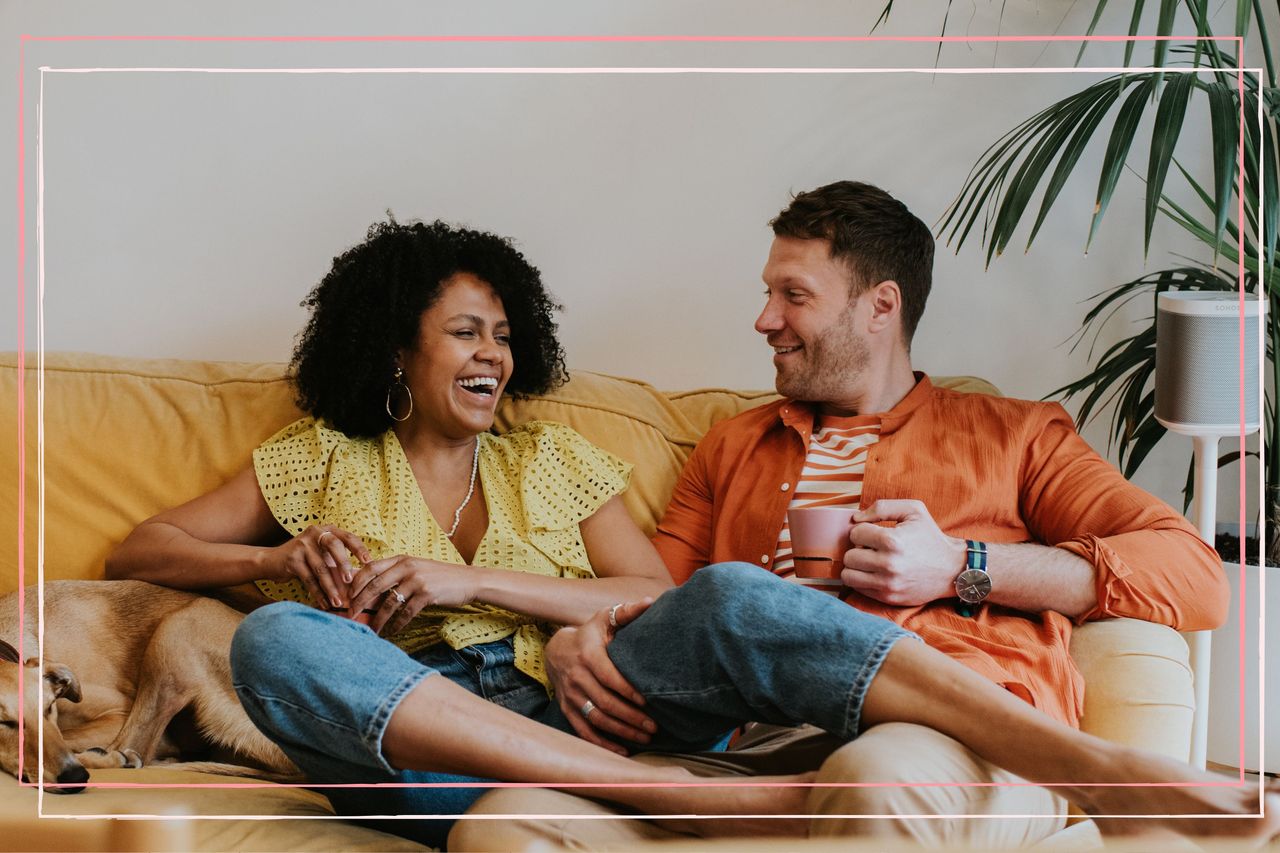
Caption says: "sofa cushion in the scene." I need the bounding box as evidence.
[1,353,304,593]
[1068,617,1193,762]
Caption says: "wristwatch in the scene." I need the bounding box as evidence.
[954,540,991,608]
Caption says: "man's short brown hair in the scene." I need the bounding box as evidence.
[770,181,934,343]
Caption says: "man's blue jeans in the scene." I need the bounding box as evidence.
[230,562,912,848]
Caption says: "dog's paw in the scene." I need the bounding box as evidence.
[75,747,143,769]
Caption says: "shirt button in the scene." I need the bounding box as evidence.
[761,555,770,564]
[781,483,791,491]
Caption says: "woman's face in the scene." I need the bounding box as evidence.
[397,272,513,441]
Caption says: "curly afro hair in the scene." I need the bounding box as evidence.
[291,218,568,437]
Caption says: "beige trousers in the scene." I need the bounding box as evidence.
[449,722,1069,851]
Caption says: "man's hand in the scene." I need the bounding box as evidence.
[545,599,658,755]
[841,499,966,606]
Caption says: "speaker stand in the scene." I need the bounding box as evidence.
[1186,433,1221,769]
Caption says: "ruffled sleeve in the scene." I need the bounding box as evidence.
[252,417,336,536]
[505,421,631,532]
[252,417,402,547]
[473,421,631,582]
[251,417,404,603]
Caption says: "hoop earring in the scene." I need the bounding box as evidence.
[385,366,413,422]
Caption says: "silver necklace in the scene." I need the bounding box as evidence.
[446,439,480,538]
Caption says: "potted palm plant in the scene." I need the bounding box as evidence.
[881,1,1276,561]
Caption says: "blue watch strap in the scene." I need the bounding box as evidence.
[956,540,990,617]
[964,539,988,572]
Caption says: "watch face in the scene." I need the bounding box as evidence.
[955,569,992,604]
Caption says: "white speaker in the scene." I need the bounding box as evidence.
[1154,292,1264,436]
[1151,290,1265,769]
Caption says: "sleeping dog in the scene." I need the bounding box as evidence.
[0,580,298,791]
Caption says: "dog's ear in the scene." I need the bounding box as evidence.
[43,664,82,704]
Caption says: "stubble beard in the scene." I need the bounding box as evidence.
[774,314,871,405]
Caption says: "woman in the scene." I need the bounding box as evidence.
[108,220,1277,849]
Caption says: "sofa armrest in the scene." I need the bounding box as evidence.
[1069,618,1193,762]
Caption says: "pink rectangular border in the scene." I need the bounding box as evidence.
[12,32,1266,825]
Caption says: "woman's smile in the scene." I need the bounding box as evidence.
[398,272,514,441]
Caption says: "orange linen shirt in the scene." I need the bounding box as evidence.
[653,374,1227,727]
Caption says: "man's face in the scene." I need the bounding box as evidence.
[756,236,870,406]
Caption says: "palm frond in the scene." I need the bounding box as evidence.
[1144,71,1197,255]
[1026,87,1124,248]
[1153,0,1180,71]
[1250,0,1276,85]
[1076,0,1114,65]
[1205,81,1241,259]
[1124,1,1147,68]
[870,1,896,33]
[1087,78,1156,250]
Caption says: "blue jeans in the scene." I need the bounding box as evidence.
[231,563,911,848]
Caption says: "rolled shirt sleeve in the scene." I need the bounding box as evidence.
[1020,404,1227,630]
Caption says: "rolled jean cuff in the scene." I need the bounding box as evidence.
[231,602,441,778]
[844,625,917,739]
[366,668,438,774]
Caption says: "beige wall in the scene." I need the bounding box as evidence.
[3,0,1268,522]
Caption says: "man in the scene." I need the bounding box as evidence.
[452,181,1227,849]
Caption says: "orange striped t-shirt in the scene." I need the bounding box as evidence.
[772,416,880,582]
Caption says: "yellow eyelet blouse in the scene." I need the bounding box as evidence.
[251,417,632,693]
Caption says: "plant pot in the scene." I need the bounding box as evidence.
[1206,561,1279,774]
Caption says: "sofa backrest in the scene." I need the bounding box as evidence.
[0,352,996,593]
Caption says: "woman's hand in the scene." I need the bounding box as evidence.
[544,599,657,755]
[262,525,371,610]
[348,556,480,635]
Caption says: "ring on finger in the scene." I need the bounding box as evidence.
[608,603,622,629]
[580,699,596,719]
[388,584,407,606]
[317,530,334,546]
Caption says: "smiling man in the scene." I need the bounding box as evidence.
[454,181,1228,849]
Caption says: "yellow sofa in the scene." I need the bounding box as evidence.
[0,352,1197,851]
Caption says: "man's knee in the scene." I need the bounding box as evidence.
[656,562,786,632]
[449,789,562,851]
[811,722,948,813]
[681,561,780,602]
[811,722,1017,820]
[614,563,759,648]
[810,723,1065,846]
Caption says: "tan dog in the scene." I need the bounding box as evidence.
[0,580,298,792]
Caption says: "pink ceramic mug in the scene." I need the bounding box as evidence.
[787,505,856,584]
